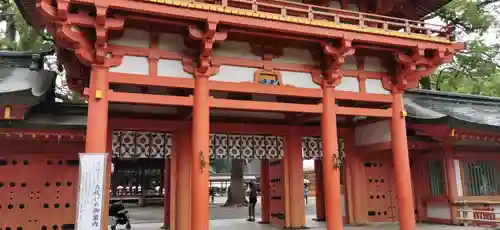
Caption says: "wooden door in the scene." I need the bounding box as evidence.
[364,158,397,222]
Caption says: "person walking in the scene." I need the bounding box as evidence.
[304,184,309,204]
[209,187,216,203]
[247,182,258,221]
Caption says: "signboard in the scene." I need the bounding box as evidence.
[75,153,108,230]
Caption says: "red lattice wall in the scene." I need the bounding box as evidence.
[268,159,285,227]
[0,151,79,230]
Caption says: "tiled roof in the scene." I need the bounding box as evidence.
[0,50,56,106]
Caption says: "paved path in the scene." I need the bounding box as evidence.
[115,219,489,230]
[128,196,316,223]
[123,197,489,229]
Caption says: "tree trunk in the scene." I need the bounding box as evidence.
[224,159,247,207]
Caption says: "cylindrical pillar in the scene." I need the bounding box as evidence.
[391,90,416,230]
[285,129,306,228]
[85,66,109,152]
[314,160,325,221]
[260,159,270,223]
[85,65,110,230]
[343,131,355,224]
[444,139,459,224]
[191,74,210,230]
[177,129,192,230]
[164,159,171,228]
[321,86,343,230]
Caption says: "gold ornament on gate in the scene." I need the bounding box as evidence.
[200,151,206,172]
[332,152,344,169]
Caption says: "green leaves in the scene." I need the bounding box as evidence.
[0,0,53,52]
[422,0,500,97]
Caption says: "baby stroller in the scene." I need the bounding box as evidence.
[109,202,131,230]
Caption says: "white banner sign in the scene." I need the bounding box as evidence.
[75,153,108,230]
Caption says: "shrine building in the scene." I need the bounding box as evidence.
[2,0,489,229]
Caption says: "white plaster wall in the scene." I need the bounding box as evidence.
[454,160,464,196]
[108,29,150,48]
[213,41,261,60]
[274,48,316,65]
[427,203,451,219]
[355,120,391,146]
[336,76,360,92]
[158,33,188,53]
[211,65,256,82]
[364,57,387,72]
[365,79,390,95]
[281,71,320,89]
[343,55,358,70]
[157,59,192,78]
[109,56,149,75]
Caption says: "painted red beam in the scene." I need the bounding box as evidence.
[108,73,392,103]
[209,81,321,98]
[336,106,392,117]
[108,90,194,106]
[209,97,322,113]
[108,73,195,88]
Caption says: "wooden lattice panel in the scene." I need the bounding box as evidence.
[209,134,284,160]
[0,154,78,230]
[112,131,172,159]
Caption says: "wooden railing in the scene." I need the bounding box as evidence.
[157,0,452,41]
[457,201,500,227]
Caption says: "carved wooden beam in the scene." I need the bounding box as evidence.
[392,47,457,90]
[320,38,355,86]
[37,0,124,66]
[188,20,228,75]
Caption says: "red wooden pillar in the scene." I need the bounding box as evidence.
[164,159,171,228]
[191,74,210,230]
[343,130,355,224]
[260,159,270,223]
[285,128,306,228]
[314,160,326,221]
[321,85,343,230]
[177,129,192,230]
[391,90,416,230]
[444,138,459,224]
[85,65,110,230]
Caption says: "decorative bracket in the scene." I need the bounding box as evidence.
[392,47,456,90]
[318,38,355,87]
[188,20,228,75]
[37,0,125,66]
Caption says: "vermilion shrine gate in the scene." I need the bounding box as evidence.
[0,0,467,229]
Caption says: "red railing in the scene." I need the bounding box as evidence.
[192,0,452,40]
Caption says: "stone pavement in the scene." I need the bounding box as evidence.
[128,196,317,223]
[114,218,489,230]
[123,197,489,230]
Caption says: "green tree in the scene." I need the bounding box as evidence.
[420,0,500,97]
[0,0,84,102]
[0,0,52,51]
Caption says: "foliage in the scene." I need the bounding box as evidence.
[0,0,52,51]
[0,0,82,102]
[421,0,500,97]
